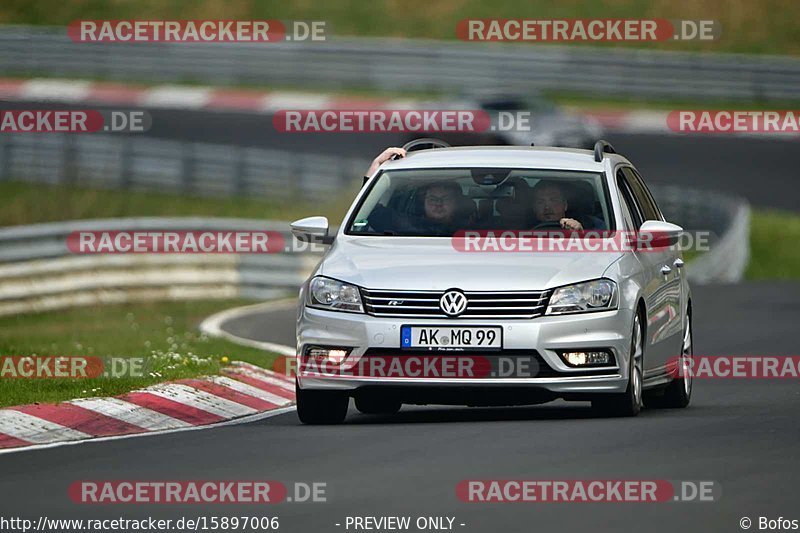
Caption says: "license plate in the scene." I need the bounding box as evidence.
[401,326,502,350]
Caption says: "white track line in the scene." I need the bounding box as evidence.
[0,410,90,444]
[199,299,297,356]
[69,397,191,431]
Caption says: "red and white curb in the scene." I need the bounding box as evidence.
[9,77,793,138]
[581,109,670,134]
[1,77,652,131]
[0,361,295,452]
[0,77,680,134]
[0,77,412,114]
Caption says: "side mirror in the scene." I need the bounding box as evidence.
[290,216,333,245]
[637,220,683,250]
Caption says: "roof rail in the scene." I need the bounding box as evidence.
[593,140,616,162]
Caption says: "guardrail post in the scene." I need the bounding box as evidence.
[119,138,133,189]
[0,136,10,181]
[235,146,247,196]
[63,134,77,185]
[181,142,195,194]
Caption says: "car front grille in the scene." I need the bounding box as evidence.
[361,288,552,319]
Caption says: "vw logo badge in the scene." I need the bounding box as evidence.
[439,289,468,317]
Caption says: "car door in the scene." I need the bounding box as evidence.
[616,168,681,374]
[622,167,683,372]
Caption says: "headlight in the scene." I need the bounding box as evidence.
[306,276,364,313]
[546,279,617,315]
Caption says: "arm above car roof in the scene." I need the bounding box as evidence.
[400,138,452,155]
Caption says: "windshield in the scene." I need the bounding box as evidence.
[346,168,614,237]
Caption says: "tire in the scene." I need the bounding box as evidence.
[645,311,693,409]
[592,313,644,417]
[355,395,402,415]
[296,382,349,425]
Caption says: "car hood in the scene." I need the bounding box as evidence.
[318,237,622,291]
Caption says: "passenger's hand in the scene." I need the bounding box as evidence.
[560,218,584,230]
[366,147,406,176]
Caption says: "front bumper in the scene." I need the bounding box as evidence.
[296,305,633,398]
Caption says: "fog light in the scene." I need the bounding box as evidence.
[560,350,612,366]
[307,347,349,365]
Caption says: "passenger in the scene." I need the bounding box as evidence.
[367,181,470,235]
[363,148,472,235]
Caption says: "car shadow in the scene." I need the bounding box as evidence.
[346,402,608,425]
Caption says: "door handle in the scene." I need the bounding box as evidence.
[674,258,685,269]
[660,265,672,275]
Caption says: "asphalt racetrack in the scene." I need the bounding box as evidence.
[1,100,798,532]
[0,283,798,532]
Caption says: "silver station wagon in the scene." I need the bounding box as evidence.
[291,140,693,424]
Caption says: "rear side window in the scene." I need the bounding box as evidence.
[616,170,643,230]
[622,167,662,222]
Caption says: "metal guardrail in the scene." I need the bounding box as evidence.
[1,25,799,101]
[0,218,319,316]
[0,133,367,199]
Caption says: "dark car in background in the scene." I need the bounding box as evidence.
[404,92,603,149]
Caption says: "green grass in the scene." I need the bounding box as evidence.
[746,210,800,280]
[0,180,354,227]
[549,93,800,111]
[0,73,445,102]
[0,181,319,407]
[1,0,798,55]
[0,299,291,407]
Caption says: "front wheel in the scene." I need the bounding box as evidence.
[593,313,643,417]
[296,382,349,425]
[646,311,693,409]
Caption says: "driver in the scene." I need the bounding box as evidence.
[531,180,585,230]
